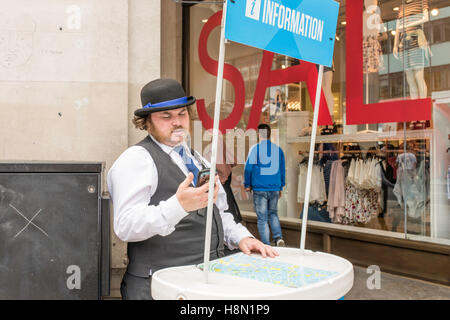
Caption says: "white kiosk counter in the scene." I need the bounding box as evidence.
[151,248,354,300]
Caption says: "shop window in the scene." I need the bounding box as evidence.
[432,70,443,91]
[447,68,450,87]
[433,24,443,43]
[379,75,389,99]
[445,22,450,42]
[424,71,431,92]
[380,37,390,54]
[186,0,450,243]
[390,73,404,98]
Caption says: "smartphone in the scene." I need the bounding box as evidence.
[196,168,217,188]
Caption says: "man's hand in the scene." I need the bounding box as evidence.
[238,237,279,258]
[245,187,252,193]
[176,173,219,212]
[279,191,282,199]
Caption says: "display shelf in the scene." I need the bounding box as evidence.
[287,129,433,144]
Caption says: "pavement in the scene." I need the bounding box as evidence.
[106,265,450,300]
[345,265,450,300]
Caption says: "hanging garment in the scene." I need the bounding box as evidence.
[297,163,307,203]
[379,160,396,217]
[314,165,328,204]
[393,158,428,220]
[344,181,380,225]
[396,152,417,170]
[387,157,398,180]
[348,158,381,191]
[320,143,339,166]
[327,160,346,223]
[347,159,356,186]
[301,205,332,223]
[370,159,382,191]
[297,163,327,204]
[323,159,334,197]
[359,159,370,189]
[343,157,382,224]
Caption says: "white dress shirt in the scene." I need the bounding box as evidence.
[107,134,253,250]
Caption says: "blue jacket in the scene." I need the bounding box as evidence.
[244,140,286,191]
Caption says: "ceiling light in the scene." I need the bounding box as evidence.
[391,30,396,36]
[202,19,208,23]
[393,7,399,11]
[431,8,439,16]
[341,21,346,25]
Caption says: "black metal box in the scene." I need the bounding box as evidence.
[0,162,110,299]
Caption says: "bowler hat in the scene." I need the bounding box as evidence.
[134,78,196,117]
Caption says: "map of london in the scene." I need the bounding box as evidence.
[198,253,338,288]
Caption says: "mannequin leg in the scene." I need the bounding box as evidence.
[322,70,334,122]
[405,69,419,99]
[413,68,427,98]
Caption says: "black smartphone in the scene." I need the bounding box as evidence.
[196,168,217,187]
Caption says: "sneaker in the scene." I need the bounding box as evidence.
[276,238,285,247]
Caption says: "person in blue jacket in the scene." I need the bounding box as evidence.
[244,123,286,247]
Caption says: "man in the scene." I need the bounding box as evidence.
[204,136,242,256]
[204,135,241,223]
[107,79,277,300]
[244,123,286,247]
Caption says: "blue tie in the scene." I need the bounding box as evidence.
[175,146,199,186]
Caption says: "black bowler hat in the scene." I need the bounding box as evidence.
[134,78,196,117]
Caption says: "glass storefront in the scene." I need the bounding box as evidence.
[187,0,450,244]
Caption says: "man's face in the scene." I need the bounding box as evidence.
[258,128,269,141]
[147,107,190,147]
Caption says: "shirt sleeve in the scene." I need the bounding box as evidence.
[107,146,188,242]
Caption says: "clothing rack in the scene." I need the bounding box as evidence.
[298,149,428,155]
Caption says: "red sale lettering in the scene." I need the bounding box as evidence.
[197,10,333,132]
[197,10,246,133]
[345,0,431,124]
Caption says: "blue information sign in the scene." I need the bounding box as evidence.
[224,0,339,67]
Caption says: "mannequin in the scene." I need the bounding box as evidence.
[316,63,335,134]
[393,0,431,99]
[275,88,282,113]
[363,0,385,75]
[316,63,334,122]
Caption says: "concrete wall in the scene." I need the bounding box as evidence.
[161,0,182,82]
[0,0,161,272]
[128,0,161,147]
[0,0,129,172]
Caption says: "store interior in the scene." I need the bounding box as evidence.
[188,0,450,242]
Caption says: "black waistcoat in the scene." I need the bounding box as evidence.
[126,136,224,277]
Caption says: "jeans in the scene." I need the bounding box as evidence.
[253,190,283,245]
[301,205,332,223]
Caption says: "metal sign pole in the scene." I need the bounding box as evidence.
[203,0,227,284]
[299,64,324,254]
